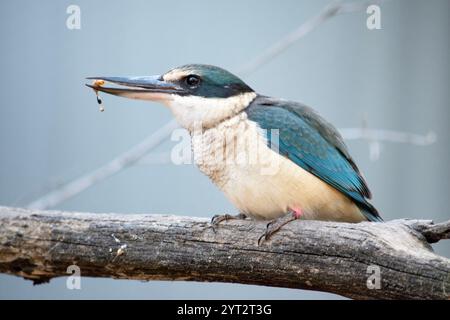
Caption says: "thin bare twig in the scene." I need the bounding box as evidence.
[237,0,384,76]
[340,128,436,146]
[27,120,179,209]
[341,128,436,161]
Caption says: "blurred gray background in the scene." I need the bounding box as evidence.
[0,0,449,299]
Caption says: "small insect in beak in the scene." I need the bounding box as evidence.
[91,79,105,112]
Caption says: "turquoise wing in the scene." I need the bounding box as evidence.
[245,97,382,221]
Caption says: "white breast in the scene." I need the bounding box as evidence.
[191,113,366,222]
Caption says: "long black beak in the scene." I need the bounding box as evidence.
[85,75,185,101]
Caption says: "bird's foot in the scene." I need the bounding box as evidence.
[211,213,247,233]
[258,207,302,246]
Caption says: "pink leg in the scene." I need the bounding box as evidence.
[290,206,303,219]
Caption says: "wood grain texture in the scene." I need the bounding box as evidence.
[0,206,448,299]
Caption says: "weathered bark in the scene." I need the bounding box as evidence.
[0,206,448,299]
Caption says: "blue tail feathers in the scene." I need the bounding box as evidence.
[358,202,383,222]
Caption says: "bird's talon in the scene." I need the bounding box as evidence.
[211,214,220,224]
[258,212,300,245]
[257,228,273,246]
[210,213,247,233]
[257,233,266,246]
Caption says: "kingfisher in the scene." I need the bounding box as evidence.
[87,64,382,243]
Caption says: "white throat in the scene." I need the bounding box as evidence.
[165,92,257,131]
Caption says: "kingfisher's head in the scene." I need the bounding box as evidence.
[87,64,257,129]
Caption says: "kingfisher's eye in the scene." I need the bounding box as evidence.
[185,75,201,88]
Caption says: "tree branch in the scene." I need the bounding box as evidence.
[0,206,448,300]
[408,220,450,244]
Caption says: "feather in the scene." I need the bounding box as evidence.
[245,96,382,222]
